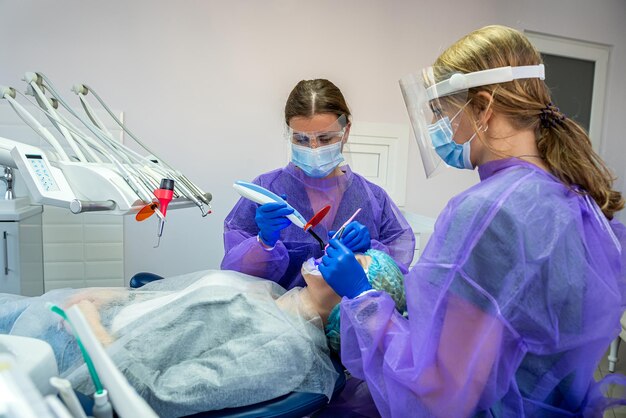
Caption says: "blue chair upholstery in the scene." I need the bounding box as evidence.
[184,357,346,418]
[128,272,348,418]
[129,271,165,289]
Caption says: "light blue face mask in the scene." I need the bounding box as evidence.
[291,141,345,178]
[427,116,474,170]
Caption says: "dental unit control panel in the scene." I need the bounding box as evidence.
[27,155,59,191]
[0,139,76,209]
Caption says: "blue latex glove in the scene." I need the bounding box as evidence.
[319,239,372,299]
[255,202,294,247]
[328,221,371,253]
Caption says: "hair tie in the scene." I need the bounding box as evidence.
[539,102,566,129]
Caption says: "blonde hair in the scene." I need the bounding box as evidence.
[435,25,623,219]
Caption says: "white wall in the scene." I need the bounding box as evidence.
[0,0,624,279]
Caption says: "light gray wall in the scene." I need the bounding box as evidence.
[0,0,624,278]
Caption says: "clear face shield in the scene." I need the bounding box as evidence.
[399,64,545,178]
[400,67,469,177]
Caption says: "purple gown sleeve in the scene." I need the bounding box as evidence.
[609,219,626,306]
[339,173,626,416]
[368,188,415,273]
[220,196,289,282]
[339,269,525,417]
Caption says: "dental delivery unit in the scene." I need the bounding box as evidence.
[0,72,212,244]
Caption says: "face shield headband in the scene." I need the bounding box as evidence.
[399,64,545,177]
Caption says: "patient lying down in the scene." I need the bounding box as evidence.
[0,250,406,418]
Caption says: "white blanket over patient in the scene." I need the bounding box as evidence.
[0,270,338,418]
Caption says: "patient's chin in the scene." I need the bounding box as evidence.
[302,270,326,289]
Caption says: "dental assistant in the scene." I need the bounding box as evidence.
[222,79,415,290]
[320,26,626,417]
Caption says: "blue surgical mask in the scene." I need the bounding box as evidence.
[291,141,344,178]
[427,116,474,170]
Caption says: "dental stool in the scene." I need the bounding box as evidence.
[608,311,626,373]
[130,272,347,418]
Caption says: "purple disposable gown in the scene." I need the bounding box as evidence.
[222,163,415,289]
[340,158,626,417]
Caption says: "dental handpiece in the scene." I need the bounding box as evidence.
[153,179,175,248]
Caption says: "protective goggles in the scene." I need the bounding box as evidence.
[287,114,348,148]
[399,64,545,177]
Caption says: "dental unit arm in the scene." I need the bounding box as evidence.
[0,74,212,225]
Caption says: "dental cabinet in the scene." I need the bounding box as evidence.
[0,197,44,296]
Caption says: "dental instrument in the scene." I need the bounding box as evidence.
[331,208,362,241]
[304,205,331,231]
[233,180,326,249]
[65,305,159,418]
[304,205,331,250]
[323,208,363,252]
[69,81,212,214]
[153,179,174,248]
[0,72,213,248]
[233,180,307,227]
[135,201,159,222]
[47,304,103,395]
[22,74,161,205]
[22,72,211,210]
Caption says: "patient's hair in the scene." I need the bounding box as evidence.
[284,79,351,127]
[324,249,406,353]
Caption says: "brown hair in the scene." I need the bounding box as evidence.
[435,25,623,219]
[284,79,351,127]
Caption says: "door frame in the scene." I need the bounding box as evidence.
[525,30,610,153]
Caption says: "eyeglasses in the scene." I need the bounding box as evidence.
[428,97,471,122]
[290,130,345,148]
[428,100,444,118]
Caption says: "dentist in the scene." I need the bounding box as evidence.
[221,79,415,290]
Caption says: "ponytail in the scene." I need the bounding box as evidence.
[536,105,623,219]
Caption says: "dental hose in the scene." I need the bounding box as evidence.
[47,303,104,394]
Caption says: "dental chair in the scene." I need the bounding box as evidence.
[129,272,347,418]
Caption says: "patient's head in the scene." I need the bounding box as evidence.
[301,249,406,353]
[353,250,406,312]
